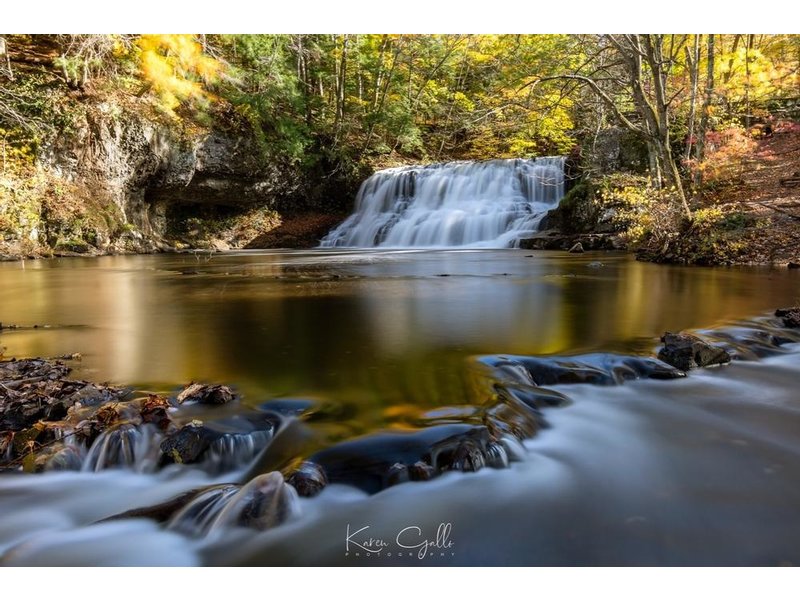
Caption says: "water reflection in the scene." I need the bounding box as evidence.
[1,250,798,419]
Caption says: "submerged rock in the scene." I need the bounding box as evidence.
[658,332,732,370]
[776,307,800,329]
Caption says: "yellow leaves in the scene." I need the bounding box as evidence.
[136,35,222,115]
[716,46,793,103]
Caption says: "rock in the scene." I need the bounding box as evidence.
[159,423,222,465]
[159,413,276,469]
[483,399,544,441]
[408,460,436,481]
[658,332,732,370]
[446,439,486,472]
[481,353,684,387]
[788,262,800,269]
[227,472,300,531]
[175,383,237,406]
[775,307,800,328]
[520,234,617,252]
[305,424,491,494]
[587,261,604,268]
[138,395,174,431]
[286,461,328,497]
[484,442,510,469]
[568,242,585,253]
[105,472,300,535]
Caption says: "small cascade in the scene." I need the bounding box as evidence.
[320,157,565,248]
[167,485,242,535]
[202,430,273,473]
[81,424,163,473]
[167,472,300,536]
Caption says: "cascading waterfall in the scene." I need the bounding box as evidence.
[320,157,565,248]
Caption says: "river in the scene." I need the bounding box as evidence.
[1,249,799,565]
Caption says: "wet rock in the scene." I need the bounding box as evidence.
[106,472,300,535]
[568,242,585,254]
[229,472,300,531]
[776,307,800,328]
[408,461,436,481]
[658,332,732,370]
[1,359,127,433]
[485,441,510,469]
[520,233,618,252]
[445,440,486,472]
[706,326,799,359]
[787,262,799,269]
[482,353,683,387]
[286,461,328,497]
[176,383,237,406]
[0,358,71,381]
[496,384,570,410]
[159,423,222,465]
[104,488,211,524]
[306,424,490,494]
[159,413,277,470]
[386,462,410,485]
[483,399,544,441]
[138,395,174,431]
[587,261,604,268]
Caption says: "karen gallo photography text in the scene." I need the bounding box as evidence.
[345,522,455,560]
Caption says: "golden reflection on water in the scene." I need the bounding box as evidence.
[1,250,798,424]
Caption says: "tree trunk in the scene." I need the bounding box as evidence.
[695,33,715,181]
[684,35,701,164]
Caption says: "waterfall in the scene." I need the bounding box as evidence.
[320,157,565,248]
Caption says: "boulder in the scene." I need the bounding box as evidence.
[657,332,731,370]
[775,307,800,328]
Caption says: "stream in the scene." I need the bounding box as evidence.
[1,249,799,565]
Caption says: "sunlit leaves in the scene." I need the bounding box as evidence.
[137,35,221,114]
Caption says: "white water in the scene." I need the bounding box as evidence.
[320,157,565,248]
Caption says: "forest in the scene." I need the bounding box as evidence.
[1,34,800,263]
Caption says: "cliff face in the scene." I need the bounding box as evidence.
[36,103,302,254]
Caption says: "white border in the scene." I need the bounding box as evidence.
[2,1,799,33]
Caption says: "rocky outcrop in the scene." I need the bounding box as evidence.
[519,231,622,251]
[40,103,302,252]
